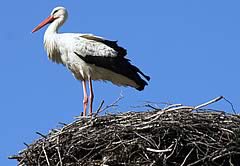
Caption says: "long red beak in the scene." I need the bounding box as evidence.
[32,15,55,33]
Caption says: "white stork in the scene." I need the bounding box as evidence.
[32,6,150,116]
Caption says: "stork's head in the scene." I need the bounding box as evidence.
[32,6,68,33]
[50,7,68,21]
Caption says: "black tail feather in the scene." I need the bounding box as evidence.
[132,65,150,81]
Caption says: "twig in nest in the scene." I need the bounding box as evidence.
[188,156,207,166]
[134,132,156,148]
[98,94,124,114]
[23,142,29,148]
[146,148,172,153]
[56,136,63,166]
[58,122,68,126]
[42,145,50,166]
[93,100,105,118]
[223,97,237,114]
[164,104,182,110]
[165,106,194,112]
[145,104,161,111]
[194,96,224,110]
[36,132,47,139]
[166,139,178,159]
[180,148,194,166]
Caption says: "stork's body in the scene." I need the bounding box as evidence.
[32,7,150,116]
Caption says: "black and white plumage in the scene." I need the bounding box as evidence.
[32,6,150,116]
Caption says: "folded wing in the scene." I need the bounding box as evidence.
[74,34,150,90]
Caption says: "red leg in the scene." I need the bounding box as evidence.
[82,80,88,116]
[88,78,94,116]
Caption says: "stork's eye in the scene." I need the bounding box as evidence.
[52,10,59,15]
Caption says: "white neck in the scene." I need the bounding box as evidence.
[44,18,64,37]
[43,18,65,62]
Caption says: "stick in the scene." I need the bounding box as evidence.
[23,142,29,147]
[220,128,234,134]
[180,148,194,166]
[146,148,172,153]
[194,96,224,110]
[56,147,62,166]
[223,97,237,114]
[164,104,182,110]
[36,132,47,139]
[145,104,161,110]
[100,95,124,113]
[42,145,50,166]
[166,139,178,159]
[56,136,63,166]
[165,106,194,112]
[93,100,105,118]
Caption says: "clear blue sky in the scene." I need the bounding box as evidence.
[1,1,240,165]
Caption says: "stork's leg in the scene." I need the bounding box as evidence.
[82,80,88,116]
[88,78,94,116]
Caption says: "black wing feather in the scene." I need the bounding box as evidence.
[100,40,127,57]
[74,52,150,91]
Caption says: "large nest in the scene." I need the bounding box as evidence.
[10,97,240,166]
